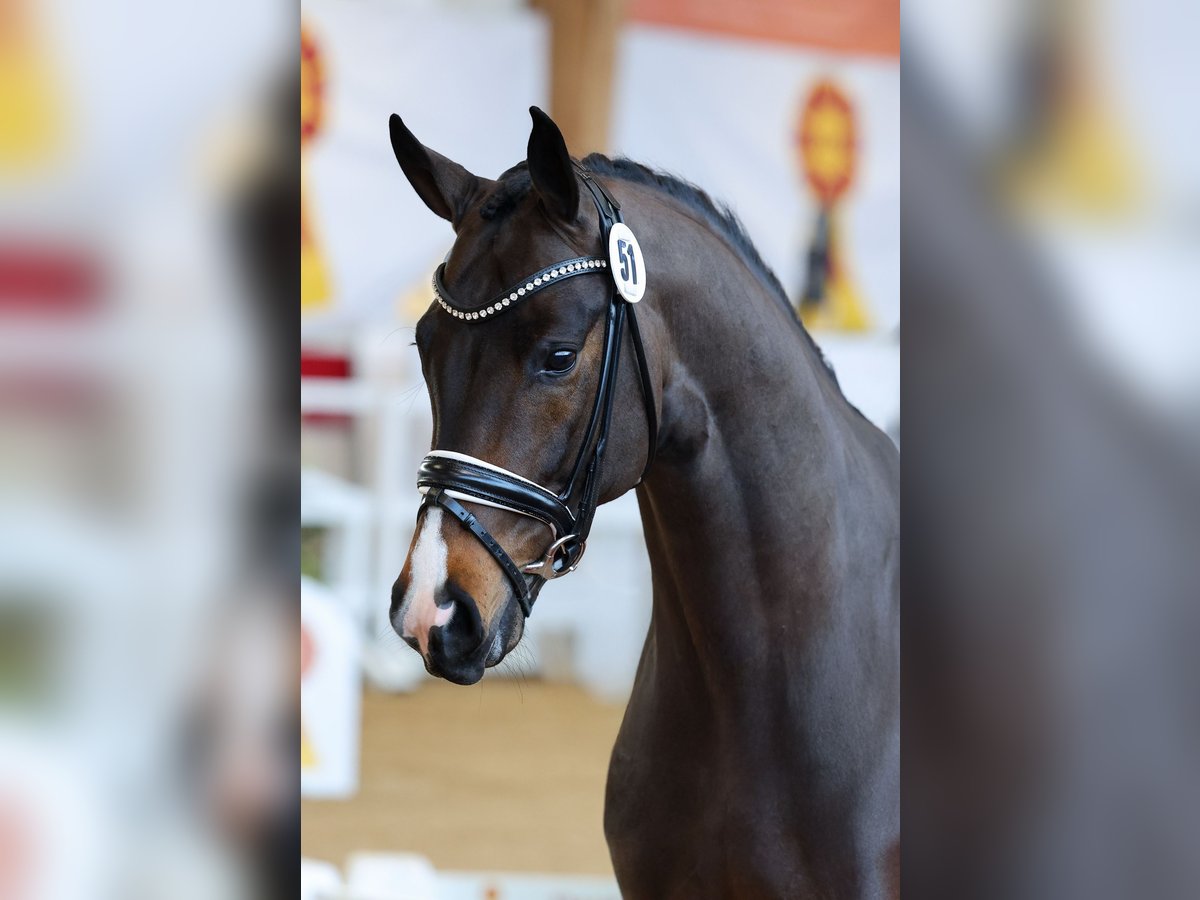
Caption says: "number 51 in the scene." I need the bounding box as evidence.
[617,239,638,285]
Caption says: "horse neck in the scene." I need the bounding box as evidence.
[632,195,874,669]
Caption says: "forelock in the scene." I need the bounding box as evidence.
[479,165,533,221]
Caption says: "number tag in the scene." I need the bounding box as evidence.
[607,223,646,303]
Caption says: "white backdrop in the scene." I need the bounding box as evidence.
[301,7,898,341]
[612,25,900,332]
[302,0,547,330]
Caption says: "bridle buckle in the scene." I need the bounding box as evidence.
[522,534,586,579]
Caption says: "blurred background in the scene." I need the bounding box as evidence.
[3,0,1196,896]
[0,0,296,898]
[904,0,1200,898]
[298,0,897,897]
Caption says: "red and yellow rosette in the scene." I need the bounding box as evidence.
[795,79,870,332]
[301,24,333,312]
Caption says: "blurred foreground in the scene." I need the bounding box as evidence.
[904,0,1200,897]
[0,1,295,898]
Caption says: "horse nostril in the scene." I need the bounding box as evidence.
[426,579,485,662]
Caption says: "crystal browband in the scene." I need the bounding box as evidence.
[432,255,608,320]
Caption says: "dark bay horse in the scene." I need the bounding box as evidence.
[388,107,899,899]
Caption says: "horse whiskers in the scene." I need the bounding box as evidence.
[378,325,416,347]
[373,619,400,642]
[372,622,411,655]
[393,381,425,412]
[502,643,538,704]
[493,642,534,697]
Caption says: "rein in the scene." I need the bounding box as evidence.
[416,165,657,617]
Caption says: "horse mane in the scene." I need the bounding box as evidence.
[479,156,838,385]
[579,154,837,384]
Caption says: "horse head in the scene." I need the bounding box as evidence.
[388,107,658,684]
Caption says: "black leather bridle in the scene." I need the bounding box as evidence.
[416,165,657,617]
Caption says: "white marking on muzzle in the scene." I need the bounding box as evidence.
[400,507,453,656]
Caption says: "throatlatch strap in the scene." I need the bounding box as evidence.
[423,487,535,617]
[626,303,657,479]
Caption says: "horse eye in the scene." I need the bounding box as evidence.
[543,348,577,374]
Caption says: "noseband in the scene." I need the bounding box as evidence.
[416,166,658,617]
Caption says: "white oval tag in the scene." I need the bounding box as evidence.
[607,222,646,303]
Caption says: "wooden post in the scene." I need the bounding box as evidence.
[531,0,626,156]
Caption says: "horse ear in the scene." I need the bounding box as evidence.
[527,106,580,222]
[389,114,483,229]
